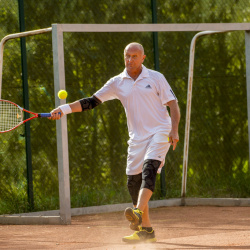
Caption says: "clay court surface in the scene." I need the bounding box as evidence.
[0,206,250,249]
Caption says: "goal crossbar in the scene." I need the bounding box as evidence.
[57,23,250,32]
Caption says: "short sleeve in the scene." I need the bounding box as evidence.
[157,73,177,106]
[94,78,117,103]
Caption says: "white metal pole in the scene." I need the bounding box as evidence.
[245,31,250,172]
[52,24,71,225]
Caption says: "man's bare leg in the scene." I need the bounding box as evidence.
[141,203,151,227]
[137,188,153,227]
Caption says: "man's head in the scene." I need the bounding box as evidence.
[124,42,146,73]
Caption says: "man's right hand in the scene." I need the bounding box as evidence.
[49,108,64,120]
[168,131,179,151]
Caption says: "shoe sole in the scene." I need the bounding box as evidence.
[124,208,140,226]
[129,223,140,231]
[122,238,157,243]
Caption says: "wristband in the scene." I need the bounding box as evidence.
[59,104,72,115]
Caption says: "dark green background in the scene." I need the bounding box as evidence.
[0,0,250,214]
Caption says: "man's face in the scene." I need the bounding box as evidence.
[124,46,146,72]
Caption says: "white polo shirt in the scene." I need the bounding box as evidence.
[94,65,177,141]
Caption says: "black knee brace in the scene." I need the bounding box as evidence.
[127,173,142,205]
[141,159,161,192]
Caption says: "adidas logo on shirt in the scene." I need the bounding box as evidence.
[145,84,152,89]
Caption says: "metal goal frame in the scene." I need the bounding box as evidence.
[0,23,250,225]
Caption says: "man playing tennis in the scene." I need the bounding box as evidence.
[50,42,180,243]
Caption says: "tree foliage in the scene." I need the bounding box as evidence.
[0,0,250,214]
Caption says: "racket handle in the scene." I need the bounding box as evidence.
[39,113,51,117]
[38,112,61,118]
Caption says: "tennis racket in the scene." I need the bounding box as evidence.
[0,99,58,133]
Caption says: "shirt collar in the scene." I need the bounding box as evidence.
[121,65,149,79]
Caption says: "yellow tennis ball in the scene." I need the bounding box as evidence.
[58,90,68,99]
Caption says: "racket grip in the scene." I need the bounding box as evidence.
[39,113,51,117]
[39,112,61,118]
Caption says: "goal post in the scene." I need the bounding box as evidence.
[245,31,250,169]
[182,30,234,198]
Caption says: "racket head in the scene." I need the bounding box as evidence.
[0,99,25,133]
[0,99,57,133]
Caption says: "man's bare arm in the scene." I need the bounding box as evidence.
[49,95,101,120]
[167,99,180,150]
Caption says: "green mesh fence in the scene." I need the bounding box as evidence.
[0,0,250,215]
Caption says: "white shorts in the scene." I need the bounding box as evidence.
[126,132,170,175]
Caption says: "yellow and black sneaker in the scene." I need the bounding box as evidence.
[124,207,143,228]
[122,227,157,243]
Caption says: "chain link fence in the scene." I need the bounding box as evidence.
[0,0,250,214]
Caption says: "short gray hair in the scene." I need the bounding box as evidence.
[124,42,144,55]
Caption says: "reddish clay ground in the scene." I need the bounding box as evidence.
[0,206,250,249]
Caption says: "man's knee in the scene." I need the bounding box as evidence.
[141,159,161,192]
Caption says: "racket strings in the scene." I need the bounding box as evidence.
[0,101,22,132]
